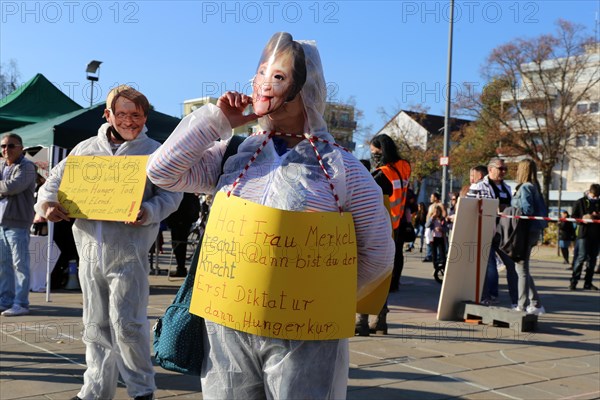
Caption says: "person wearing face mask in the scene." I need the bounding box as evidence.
[353,134,410,336]
[35,86,182,400]
[147,32,394,399]
[569,183,600,291]
[369,134,411,293]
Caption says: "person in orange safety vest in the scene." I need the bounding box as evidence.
[355,134,412,336]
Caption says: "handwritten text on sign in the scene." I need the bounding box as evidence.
[190,192,358,340]
[57,155,148,222]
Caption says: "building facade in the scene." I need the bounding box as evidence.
[500,42,599,207]
[323,102,357,151]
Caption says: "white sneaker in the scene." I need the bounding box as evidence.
[1,305,29,316]
[526,305,546,316]
[512,305,525,312]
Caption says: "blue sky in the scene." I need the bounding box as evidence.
[1,1,598,156]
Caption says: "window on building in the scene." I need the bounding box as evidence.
[576,103,588,114]
[339,112,350,122]
[589,102,599,113]
[573,164,600,182]
[575,133,599,147]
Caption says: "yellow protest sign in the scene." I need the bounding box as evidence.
[57,155,148,222]
[356,194,393,314]
[356,272,391,314]
[190,192,358,340]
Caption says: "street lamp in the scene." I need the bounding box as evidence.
[86,60,102,108]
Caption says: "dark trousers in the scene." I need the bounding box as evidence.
[560,247,570,264]
[390,227,405,291]
[171,224,192,271]
[571,238,599,287]
[431,237,446,268]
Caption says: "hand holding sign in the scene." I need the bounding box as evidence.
[57,155,149,222]
[42,201,71,222]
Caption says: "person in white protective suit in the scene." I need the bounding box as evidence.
[147,32,394,399]
[35,86,182,400]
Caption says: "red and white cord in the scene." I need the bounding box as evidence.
[228,131,347,213]
[496,214,599,224]
[226,131,275,197]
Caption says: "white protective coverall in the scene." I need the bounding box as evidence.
[35,124,182,399]
[147,37,394,399]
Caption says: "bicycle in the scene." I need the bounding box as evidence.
[434,263,445,284]
[186,219,202,260]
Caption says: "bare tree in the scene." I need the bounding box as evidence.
[456,20,599,203]
[0,59,21,99]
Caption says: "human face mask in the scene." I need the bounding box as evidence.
[252,32,307,118]
[106,97,147,141]
[252,55,294,117]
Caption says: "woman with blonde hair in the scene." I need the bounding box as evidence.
[511,159,547,315]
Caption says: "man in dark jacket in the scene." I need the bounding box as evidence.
[569,183,600,291]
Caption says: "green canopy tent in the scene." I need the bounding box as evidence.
[10,102,181,301]
[0,73,82,132]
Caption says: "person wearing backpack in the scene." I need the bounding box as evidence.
[147,32,393,399]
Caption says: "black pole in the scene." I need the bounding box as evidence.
[90,80,94,108]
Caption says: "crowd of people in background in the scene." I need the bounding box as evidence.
[0,31,598,400]
[385,157,599,312]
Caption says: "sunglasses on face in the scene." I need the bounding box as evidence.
[493,166,507,172]
[1,143,21,149]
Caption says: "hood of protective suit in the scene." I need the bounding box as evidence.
[218,33,345,211]
[255,33,332,142]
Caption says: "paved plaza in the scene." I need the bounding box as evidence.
[1,238,599,399]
